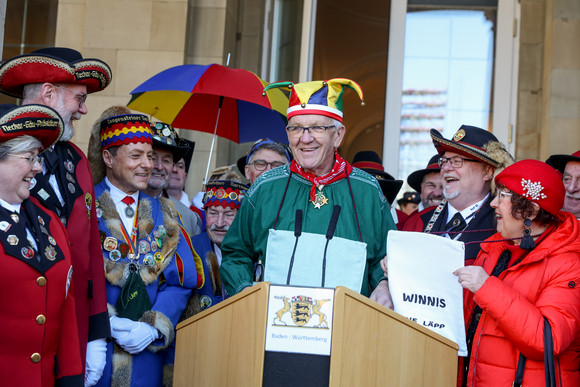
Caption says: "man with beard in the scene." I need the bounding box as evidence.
[0,47,112,386]
[547,150,580,219]
[403,125,513,265]
[143,122,202,236]
[406,154,444,212]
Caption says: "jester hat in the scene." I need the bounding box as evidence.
[264,78,364,122]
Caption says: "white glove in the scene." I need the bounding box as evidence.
[116,321,159,354]
[109,315,140,341]
[85,338,107,387]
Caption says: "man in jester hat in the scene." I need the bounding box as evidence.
[220,79,396,305]
[86,106,204,387]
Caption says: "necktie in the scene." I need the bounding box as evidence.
[445,212,466,233]
[121,196,136,217]
[44,148,60,175]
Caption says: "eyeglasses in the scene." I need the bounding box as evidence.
[438,156,480,168]
[286,125,336,137]
[54,84,87,108]
[495,189,513,202]
[9,154,44,167]
[249,160,286,171]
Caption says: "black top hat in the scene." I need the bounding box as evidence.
[150,122,189,163]
[0,47,112,98]
[351,150,403,205]
[407,154,441,193]
[546,150,580,174]
[397,191,420,206]
[430,125,500,167]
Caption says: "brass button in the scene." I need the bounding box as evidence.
[475,313,481,321]
[36,315,46,325]
[37,276,46,286]
[30,353,41,363]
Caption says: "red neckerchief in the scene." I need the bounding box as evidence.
[290,151,353,201]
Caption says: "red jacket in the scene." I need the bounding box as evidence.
[30,142,109,366]
[0,197,82,385]
[463,211,580,387]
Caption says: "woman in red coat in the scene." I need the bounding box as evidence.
[455,159,580,386]
[0,104,83,386]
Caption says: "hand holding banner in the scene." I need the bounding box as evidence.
[387,230,467,356]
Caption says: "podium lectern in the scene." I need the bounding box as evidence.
[174,283,458,386]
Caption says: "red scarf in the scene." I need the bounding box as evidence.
[290,151,353,201]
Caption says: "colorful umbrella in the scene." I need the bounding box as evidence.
[127,64,289,143]
[128,64,289,182]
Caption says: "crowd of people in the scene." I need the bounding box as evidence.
[0,46,578,387]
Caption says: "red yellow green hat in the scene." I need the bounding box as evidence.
[263,78,364,122]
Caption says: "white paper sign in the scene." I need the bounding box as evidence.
[265,285,334,356]
[387,230,467,356]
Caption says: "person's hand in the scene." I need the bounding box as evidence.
[84,338,107,386]
[453,266,489,293]
[109,315,139,342]
[379,255,388,277]
[115,321,160,354]
[370,280,394,309]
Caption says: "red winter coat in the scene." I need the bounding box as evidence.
[463,211,580,387]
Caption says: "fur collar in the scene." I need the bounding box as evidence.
[97,190,180,286]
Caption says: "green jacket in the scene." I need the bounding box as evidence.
[220,164,395,296]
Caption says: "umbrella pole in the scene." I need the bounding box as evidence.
[203,96,225,184]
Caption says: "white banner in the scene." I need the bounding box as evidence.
[387,231,467,356]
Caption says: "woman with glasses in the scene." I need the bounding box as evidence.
[0,104,84,386]
[454,159,580,386]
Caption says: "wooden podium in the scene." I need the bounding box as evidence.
[174,282,458,386]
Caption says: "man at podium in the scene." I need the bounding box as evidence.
[220,78,396,304]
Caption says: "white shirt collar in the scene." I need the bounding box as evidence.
[447,193,490,224]
[0,198,21,213]
[105,177,139,206]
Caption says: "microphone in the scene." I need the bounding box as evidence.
[286,210,303,285]
[322,205,341,287]
[326,205,341,240]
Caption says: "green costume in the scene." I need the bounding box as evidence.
[220,164,395,296]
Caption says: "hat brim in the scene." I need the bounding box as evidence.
[378,179,404,205]
[152,138,189,163]
[407,167,441,193]
[430,129,499,168]
[0,104,64,150]
[546,154,580,173]
[237,155,246,175]
[0,54,111,98]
